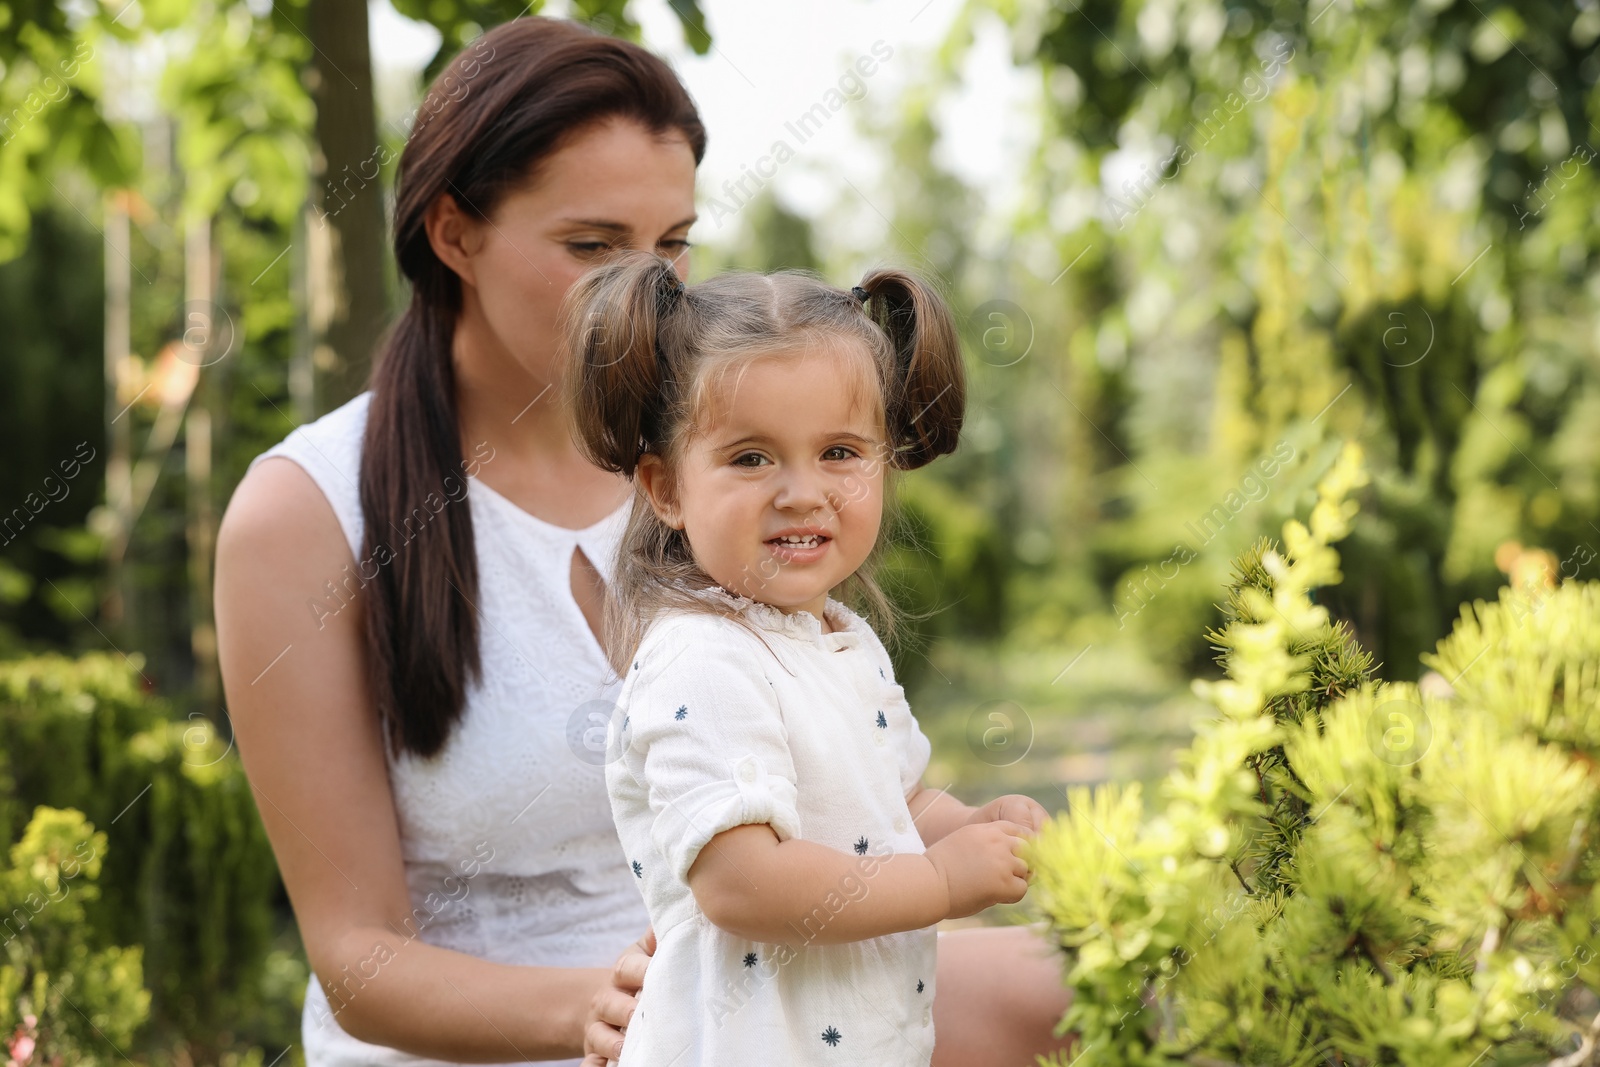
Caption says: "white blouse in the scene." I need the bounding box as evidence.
[606,585,938,1066]
[248,392,648,1067]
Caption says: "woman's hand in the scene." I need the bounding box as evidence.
[965,794,1048,835]
[581,925,655,1066]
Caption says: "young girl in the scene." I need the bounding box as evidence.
[564,251,1044,1066]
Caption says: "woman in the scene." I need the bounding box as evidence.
[214,16,1071,1066]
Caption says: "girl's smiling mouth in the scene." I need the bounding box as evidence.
[765,527,833,562]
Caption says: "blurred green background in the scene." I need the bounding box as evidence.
[1,0,1597,1060]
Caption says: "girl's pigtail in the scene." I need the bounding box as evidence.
[563,250,689,479]
[857,268,966,470]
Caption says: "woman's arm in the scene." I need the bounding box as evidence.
[216,457,607,1062]
[685,819,1030,946]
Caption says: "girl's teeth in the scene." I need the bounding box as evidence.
[774,535,821,546]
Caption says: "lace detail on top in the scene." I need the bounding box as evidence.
[682,583,875,648]
[248,392,649,1067]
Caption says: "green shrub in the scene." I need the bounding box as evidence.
[0,652,295,1058]
[1028,444,1600,1066]
[0,805,149,1065]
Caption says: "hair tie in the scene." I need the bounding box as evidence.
[851,285,870,303]
[656,274,686,313]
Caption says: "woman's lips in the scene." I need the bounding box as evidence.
[765,533,832,564]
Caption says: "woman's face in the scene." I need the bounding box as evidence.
[443,117,699,388]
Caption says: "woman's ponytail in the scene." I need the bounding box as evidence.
[361,283,481,759]
[564,251,690,478]
[856,268,966,470]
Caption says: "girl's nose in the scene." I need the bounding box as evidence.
[772,466,838,515]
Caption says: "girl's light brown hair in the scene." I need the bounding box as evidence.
[563,250,966,676]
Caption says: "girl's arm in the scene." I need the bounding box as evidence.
[685,819,1030,946]
[686,824,944,944]
[907,780,1051,846]
[906,781,979,844]
[217,458,609,1061]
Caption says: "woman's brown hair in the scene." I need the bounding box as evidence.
[562,251,966,676]
[360,19,706,758]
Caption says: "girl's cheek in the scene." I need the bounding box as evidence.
[844,466,881,506]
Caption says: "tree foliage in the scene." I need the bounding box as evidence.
[981,0,1600,677]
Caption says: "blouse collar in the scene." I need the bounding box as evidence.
[684,583,869,651]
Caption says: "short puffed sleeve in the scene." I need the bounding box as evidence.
[618,616,803,884]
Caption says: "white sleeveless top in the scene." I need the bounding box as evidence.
[247,391,648,1067]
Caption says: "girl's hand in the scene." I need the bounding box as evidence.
[581,925,655,1066]
[966,794,1048,835]
[924,820,1031,919]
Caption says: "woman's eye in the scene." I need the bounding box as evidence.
[660,239,692,253]
[569,241,611,255]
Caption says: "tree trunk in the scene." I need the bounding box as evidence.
[185,214,218,708]
[290,205,315,423]
[307,0,388,416]
[102,192,132,630]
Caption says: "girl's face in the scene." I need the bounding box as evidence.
[640,342,888,624]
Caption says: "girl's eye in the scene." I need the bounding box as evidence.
[822,446,858,462]
[732,452,770,468]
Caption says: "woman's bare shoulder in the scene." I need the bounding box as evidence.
[218,454,353,572]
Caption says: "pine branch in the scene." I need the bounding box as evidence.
[1354,932,1395,986]
[1229,858,1253,895]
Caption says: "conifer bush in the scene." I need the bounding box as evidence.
[1028,444,1600,1067]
